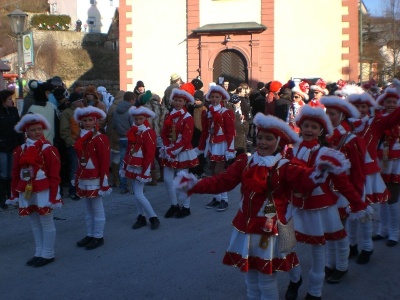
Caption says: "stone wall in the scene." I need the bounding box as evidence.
[69,80,121,96]
[32,29,107,48]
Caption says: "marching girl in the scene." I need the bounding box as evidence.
[286,105,369,299]
[347,92,391,205]
[121,106,160,230]
[197,85,236,212]
[73,106,111,250]
[7,113,62,267]
[176,113,347,300]
[319,97,369,276]
[375,84,400,247]
[160,84,199,219]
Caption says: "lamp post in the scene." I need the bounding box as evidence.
[8,9,28,98]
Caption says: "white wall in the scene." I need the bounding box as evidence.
[131,0,187,96]
[274,0,345,83]
[200,0,261,26]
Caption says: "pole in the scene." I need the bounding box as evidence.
[16,33,23,98]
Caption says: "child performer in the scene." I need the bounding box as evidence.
[320,97,369,279]
[286,105,369,299]
[176,113,347,300]
[73,106,111,250]
[196,85,235,211]
[160,84,199,219]
[375,85,400,247]
[121,106,160,230]
[7,113,62,267]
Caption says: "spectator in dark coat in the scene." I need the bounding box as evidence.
[0,89,22,208]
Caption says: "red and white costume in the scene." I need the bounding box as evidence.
[161,87,199,212]
[74,106,110,240]
[122,118,157,183]
[348,92,393,204]
[289,105,368,298]
[160,107,198,169]
[198,86,236,161]
[186,114,331,299]
[374,86,400,243]
[122,106,159,221]
[74,107,111,198]
[7,113,61,261]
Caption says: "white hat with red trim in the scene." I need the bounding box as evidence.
[295,104,333,136]
[74,106,106,122]
[310,78,329,95]
[15,113,51,133]
[320,96,360,118]
[347,92,378,108]
[253,113,300,146]
[376,87,400,105]
[128,106,156,118]
[170,88,195,105]
[205,85,230,101]
[292,86,309,101]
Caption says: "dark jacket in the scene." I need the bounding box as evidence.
[0,106,22,152]
[251,94,266,117]
[113,101,134,138]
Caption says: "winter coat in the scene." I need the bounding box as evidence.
[112,101,134,138]
[0,105,21,152]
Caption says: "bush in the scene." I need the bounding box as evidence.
[31,14,71,31]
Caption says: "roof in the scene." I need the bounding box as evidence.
[192,22,267,35]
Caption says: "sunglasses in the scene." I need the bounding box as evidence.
[293,95,301,99]
[313,91,321,94]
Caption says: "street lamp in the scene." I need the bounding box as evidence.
[7,9,28,98]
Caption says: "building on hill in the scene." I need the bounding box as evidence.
[118,0,363,96]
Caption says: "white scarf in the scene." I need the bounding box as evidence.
[250,151,282,167]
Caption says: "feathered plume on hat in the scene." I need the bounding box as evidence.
[336,84,364,98]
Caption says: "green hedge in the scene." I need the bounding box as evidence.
[31,14,72,31]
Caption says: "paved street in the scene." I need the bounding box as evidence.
[1,181,399,300]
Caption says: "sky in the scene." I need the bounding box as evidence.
[363,0,384,16]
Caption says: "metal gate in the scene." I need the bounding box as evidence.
[213,49,248,88]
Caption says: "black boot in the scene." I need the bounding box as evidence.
[0,178,8,209]
[349,244,358,258]
[132,214,147,229]
[285,276,302,300]
[149,217,160,230]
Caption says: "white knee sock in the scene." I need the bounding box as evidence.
[346,218,358,246]
[40,213,56,259]
[29,213,43,257]
[164,167,178,205]
[288,264,302,283]
[133,180,156,217]
[325,240,336,269]
[245,270,261,300]
[335,237,349,271]
[92,197,106,238]
[377,203,389,236]
[258,272,278,300]
[308,245,325,297]
[359,219,373,251]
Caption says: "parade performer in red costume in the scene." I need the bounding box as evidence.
[7,113,61,267]
[160,84,199,219]
[286,105,369,299]
[196,85,235,212]
[73,106,111,250]
[176,113,345,300]
[121,106,160,230]
[375,83,400,247]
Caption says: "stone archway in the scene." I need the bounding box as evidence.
[213,49,248,87]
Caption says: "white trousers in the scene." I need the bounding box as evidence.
[132,180,156,218]
[29,212,56,259]
[325,237,349,271]
[244,270,278,300]
[308,245,325,297]
[347,218,373,251]
[84,197,106,238]
[164,167,190,208]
